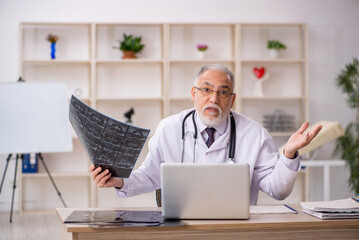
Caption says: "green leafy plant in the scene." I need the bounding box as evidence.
[334,58,359,194]
[267,40,286,50]
[114,34,145,53]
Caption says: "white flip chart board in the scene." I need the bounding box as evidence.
[0,82,72,154]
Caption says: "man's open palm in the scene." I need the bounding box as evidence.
[284,121,323,159]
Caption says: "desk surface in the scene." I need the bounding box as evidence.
[57,204,359,240]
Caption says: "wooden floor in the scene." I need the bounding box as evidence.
[0,210,62,240]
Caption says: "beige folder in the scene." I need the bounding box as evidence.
[279,121,344,156]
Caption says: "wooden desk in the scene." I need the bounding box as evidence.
[56,205,359,240]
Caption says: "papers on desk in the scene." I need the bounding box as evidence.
[250,205,298,214]
[301,198,359,219]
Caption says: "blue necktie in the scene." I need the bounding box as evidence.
[205,127,215,148]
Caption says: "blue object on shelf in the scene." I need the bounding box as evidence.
[51,42,56,59]
[22,153,38,173]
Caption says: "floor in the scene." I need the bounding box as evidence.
[0,210,62,240]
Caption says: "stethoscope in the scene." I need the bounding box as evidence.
[180,110,236,164]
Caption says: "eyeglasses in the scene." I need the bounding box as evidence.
[194,86,234,98]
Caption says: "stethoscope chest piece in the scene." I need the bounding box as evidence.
[225,159,235,164]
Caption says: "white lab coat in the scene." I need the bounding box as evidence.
[117,109,300,205]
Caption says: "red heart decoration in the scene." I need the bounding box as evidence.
[253,67,265,79]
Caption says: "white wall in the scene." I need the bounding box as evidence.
[0,0,358,211]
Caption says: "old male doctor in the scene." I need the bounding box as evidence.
[90,64,322,205]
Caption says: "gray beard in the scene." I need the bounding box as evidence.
[196,103,229,127]
[198,112,223,127]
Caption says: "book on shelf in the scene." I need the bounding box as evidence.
[301,198,359,220]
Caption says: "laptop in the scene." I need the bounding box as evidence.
[161,163,250,220]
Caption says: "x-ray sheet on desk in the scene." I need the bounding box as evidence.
[64,210,163,225]
[69,95,150,178]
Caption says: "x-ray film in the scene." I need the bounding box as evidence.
[69,95,150,178]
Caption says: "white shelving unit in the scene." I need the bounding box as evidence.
[19,22,308,210]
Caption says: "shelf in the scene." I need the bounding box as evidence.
[96,23,163,26]
[96,59,164,64]
[22,22,91,26]
[96,97,164,101]
[170,24,234,60]
[241,25,304,60]
[241,58,304,63]
[96,61,162,100]
[21,23,91,61]
[241,96,305,100]
[170,59,235,63]
[96,24,163,60]
[241,23,305,27]
[21,172,90,178]
[19,22,308,210]
[170,97,192,101]
[22,60,91,64]
[95,100,163,131]
[22,63,91,98]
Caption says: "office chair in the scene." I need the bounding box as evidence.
[156,189,162,207]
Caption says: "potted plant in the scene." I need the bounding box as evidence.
[46,34,59,59]
[267,40,286,58]
[196,44,208,59]
[335,58,359,194]
[113,34,145,59]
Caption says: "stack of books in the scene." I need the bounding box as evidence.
[301,198,359,219]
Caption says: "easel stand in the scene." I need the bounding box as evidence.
[0,153,67,223]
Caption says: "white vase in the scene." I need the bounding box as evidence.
[252,73,269,97]
[268,49,279,59]
[253,80,264,97]
[197,51,205,59]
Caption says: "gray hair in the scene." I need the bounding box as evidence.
[194,64,235,89]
